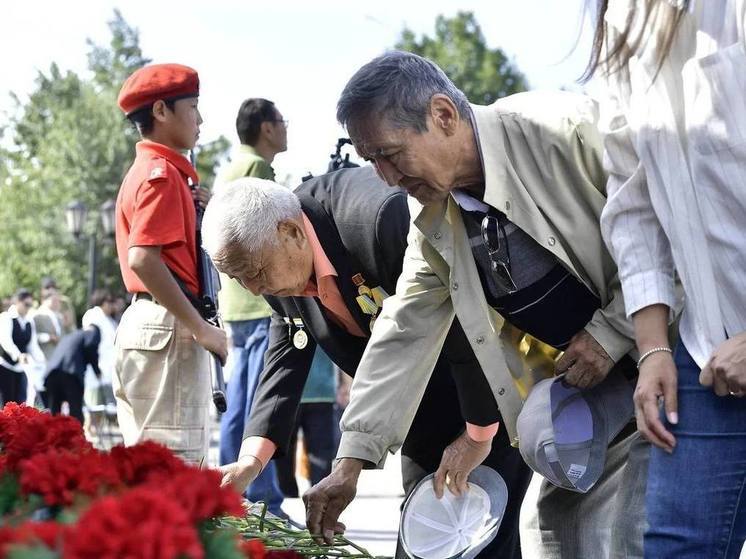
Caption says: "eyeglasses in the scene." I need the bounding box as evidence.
[480,215,517,294]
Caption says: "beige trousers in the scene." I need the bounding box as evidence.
[113,299,210,464]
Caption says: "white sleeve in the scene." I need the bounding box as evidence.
[337,223,455,467]
[81,309,95,329]
[0,313,21,361]
[599,87,678,317]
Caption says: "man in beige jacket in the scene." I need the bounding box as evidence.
[304,52,648,558]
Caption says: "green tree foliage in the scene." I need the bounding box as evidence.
[0,12,229,316]
[395,12,528,104]
[87,9,151,91]
[195,136,231,188]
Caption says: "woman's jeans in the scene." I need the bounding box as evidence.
[645,341,746,558]
[218,318,283,514]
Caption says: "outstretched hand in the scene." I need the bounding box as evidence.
[433,430,492,499]
[303,458,360,544]
[218,455,263,494]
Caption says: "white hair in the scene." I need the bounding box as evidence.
[201,177,302,265]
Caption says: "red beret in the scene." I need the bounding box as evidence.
[117,63,199,115]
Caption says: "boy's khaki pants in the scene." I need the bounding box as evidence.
[113,298,210,464]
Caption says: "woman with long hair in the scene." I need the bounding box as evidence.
[586,1,746,556]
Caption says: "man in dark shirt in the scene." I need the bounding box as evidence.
[45,325,101,423]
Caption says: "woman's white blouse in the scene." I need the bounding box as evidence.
[600,0,746,367]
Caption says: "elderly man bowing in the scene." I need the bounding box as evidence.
[304,51,649,558]
[201,169,534,558]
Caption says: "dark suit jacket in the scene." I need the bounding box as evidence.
[244,166,498,456]
[46,327,101,383]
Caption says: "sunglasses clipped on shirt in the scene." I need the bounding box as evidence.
[480,214,518,294]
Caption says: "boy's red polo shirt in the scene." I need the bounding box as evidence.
[116,140,200,296]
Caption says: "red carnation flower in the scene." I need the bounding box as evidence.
[0,521,65,558]
[157,468,244,523]
[63,487,204,559]
[239,538,266,559]
[0,402,43,433]
[110,441,189,486]
[0,404,91,472]
[19,448,120,507]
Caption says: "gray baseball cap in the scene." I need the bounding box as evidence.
[399,465,508,559]
[516,371,634,493]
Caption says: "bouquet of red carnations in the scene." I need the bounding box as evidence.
[0,402,290,559]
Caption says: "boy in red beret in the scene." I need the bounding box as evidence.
[113,63,227,463]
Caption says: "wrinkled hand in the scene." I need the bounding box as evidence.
[303,458,359,544]
[193,322,228,365]
[700,332,746,397]
[634,351,678,453]
[192,186,211,209]
[219,456,263,493]
[433,431,492,499]
[556,330,614,389]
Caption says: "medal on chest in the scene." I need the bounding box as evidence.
[284,317,309,350]
[352,273,390,331]
[293,329,308,350]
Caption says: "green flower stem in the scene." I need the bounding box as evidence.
[258,502,267,532]
[214,501,379,559]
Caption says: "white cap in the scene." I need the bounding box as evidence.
[399,466,507,559]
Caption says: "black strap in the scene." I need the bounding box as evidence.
[168,269,212,320]
[0,348,16,365]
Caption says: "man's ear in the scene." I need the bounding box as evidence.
[429,94,460,136]
[277,219,307,248]
[261,120,275,141]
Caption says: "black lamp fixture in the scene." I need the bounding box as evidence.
[65,200,87,238]
[100,199,116,237]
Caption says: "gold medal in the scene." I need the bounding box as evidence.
[370,286,389,307]
[352,273,392,332]
[293,329,308,349]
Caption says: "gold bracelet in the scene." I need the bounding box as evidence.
[637,346,672,369]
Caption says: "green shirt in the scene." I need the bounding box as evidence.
[215,145,275,321]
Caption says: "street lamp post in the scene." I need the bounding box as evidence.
[65,199,116,306]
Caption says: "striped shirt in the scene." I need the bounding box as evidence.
[600,0,746,367]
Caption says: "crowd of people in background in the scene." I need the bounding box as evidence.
[0,280,126,421]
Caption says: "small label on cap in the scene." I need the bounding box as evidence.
[566,464,587,480]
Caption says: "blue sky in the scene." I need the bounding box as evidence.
[1,0,595,184]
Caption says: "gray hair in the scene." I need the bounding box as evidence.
[201,177,301,274]
[336,50,471,133]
